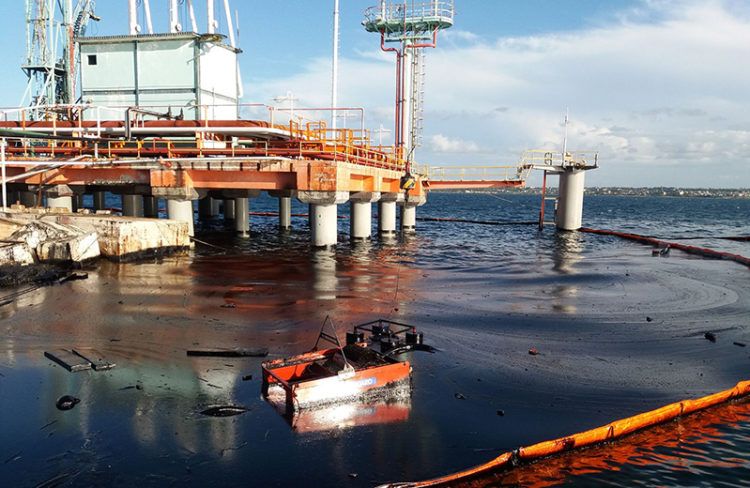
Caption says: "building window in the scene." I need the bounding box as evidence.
[87,55,97,65]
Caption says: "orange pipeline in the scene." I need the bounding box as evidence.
[579,227,750,268]
[381,380,750,487]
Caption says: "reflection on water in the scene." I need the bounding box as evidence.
[1,193,749,486]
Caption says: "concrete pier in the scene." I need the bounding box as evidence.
[234,198,249,236]
[400,205,416,232]
[20,191,36,208]
[143,196,159,218]
[167,200,195,236]
[279,197,292,229]
[94,191,107,211]
[378,198,399,235]
[298,191,348,247]
[556,169,586,231]
[198,197,214,219]
[223,199,235,220]
[48,196,73,212]
[350,192,379,240]
[211,198,222,216]
[122,194,144,217]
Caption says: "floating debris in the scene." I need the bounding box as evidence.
[454,393,466,400]
[528,348,539,356]
[44,350,91,372]
[705,332,717,343]
[646,316,654,322]
[187,348,268,358]
[55,395,80,411]
[220,303,236,309]
[734,341,746,347]
[72,349,115,371]
[200,405,250,417]
[496,409,505,416]
[242,374,253,381]
[58,272,89,284]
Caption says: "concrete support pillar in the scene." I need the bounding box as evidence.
[143,196,159,218]
[310,204,338,247]
[46,184,73,211]
[298,191,348,247]
[349,192,380,240]
[122,194,144,217]
[223,199,235,220]
[47,196,73,211]
[198,197,214,219]
[279,197,292,229]
[378,201,398,234]
[20,191,37,208]
[93,191,106,211]
[556,170,586,231]
[211,198,222,216]
[400,205,416,232]
[234,197,250,236]
[167,200,195,236]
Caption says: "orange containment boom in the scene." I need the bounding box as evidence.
[380,380,750,487]
[579,227,750,268]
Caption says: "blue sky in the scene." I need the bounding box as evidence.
[1,1,748,187]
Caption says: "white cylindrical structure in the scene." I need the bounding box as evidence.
[144,196,158,218]
[556,170,586,231]
[279,196,292,229]
[223,199,235,220]
[350,201,372,240]
[169,0,181,33]
[93,191,106,211]
[128,0,139,35]
[234,197,249,236]
[122,194,144,217]
[187,0,198,32]
[167,200,194,236]
[48,196,73,212]
[400,205,416,232]
[378,201,397,234]
[207,0,216,33]
[143,0,154,34]
[223,0,236,47]
[310,203,338,247]
[331,0,340,130]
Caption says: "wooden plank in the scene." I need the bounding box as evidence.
[44,349,91,372]
[72,349,116,371]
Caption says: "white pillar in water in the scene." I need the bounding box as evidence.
[223,199,235,220]
[556,169,586,231]
[234,197,249,236]
[400,205,416,231]
[378,201,397,235]
[167,200,194,236]
[310,203,338,247]
[279,196,292,229]
[122,194,144,217]
[350,201,372,239]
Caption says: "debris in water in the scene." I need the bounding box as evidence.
[528,347,539,356]
[705,332,717,343]
[454,393,466,400]
[242,374,252,381]
[200,405,250,417]
[44,350,91,372]
[55,395,80,411]
[58,272,88,284]
[733,341,746,347]
[72,349,116,371]
[220,303,236,309]
[646,316,654,322]
[496,410,505,416]
[348,473,358,479]
[187,348,268,358]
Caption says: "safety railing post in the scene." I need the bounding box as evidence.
[1,138,6,209]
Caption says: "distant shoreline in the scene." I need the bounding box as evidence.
[434,187,750,199]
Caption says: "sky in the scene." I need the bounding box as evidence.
[1,0,748,188]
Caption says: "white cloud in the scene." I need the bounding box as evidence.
[429,134,480,153]
[244,0,750,187]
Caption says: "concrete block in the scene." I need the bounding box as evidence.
[0,243,36,266]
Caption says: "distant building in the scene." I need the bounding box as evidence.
[76,33,240,120]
